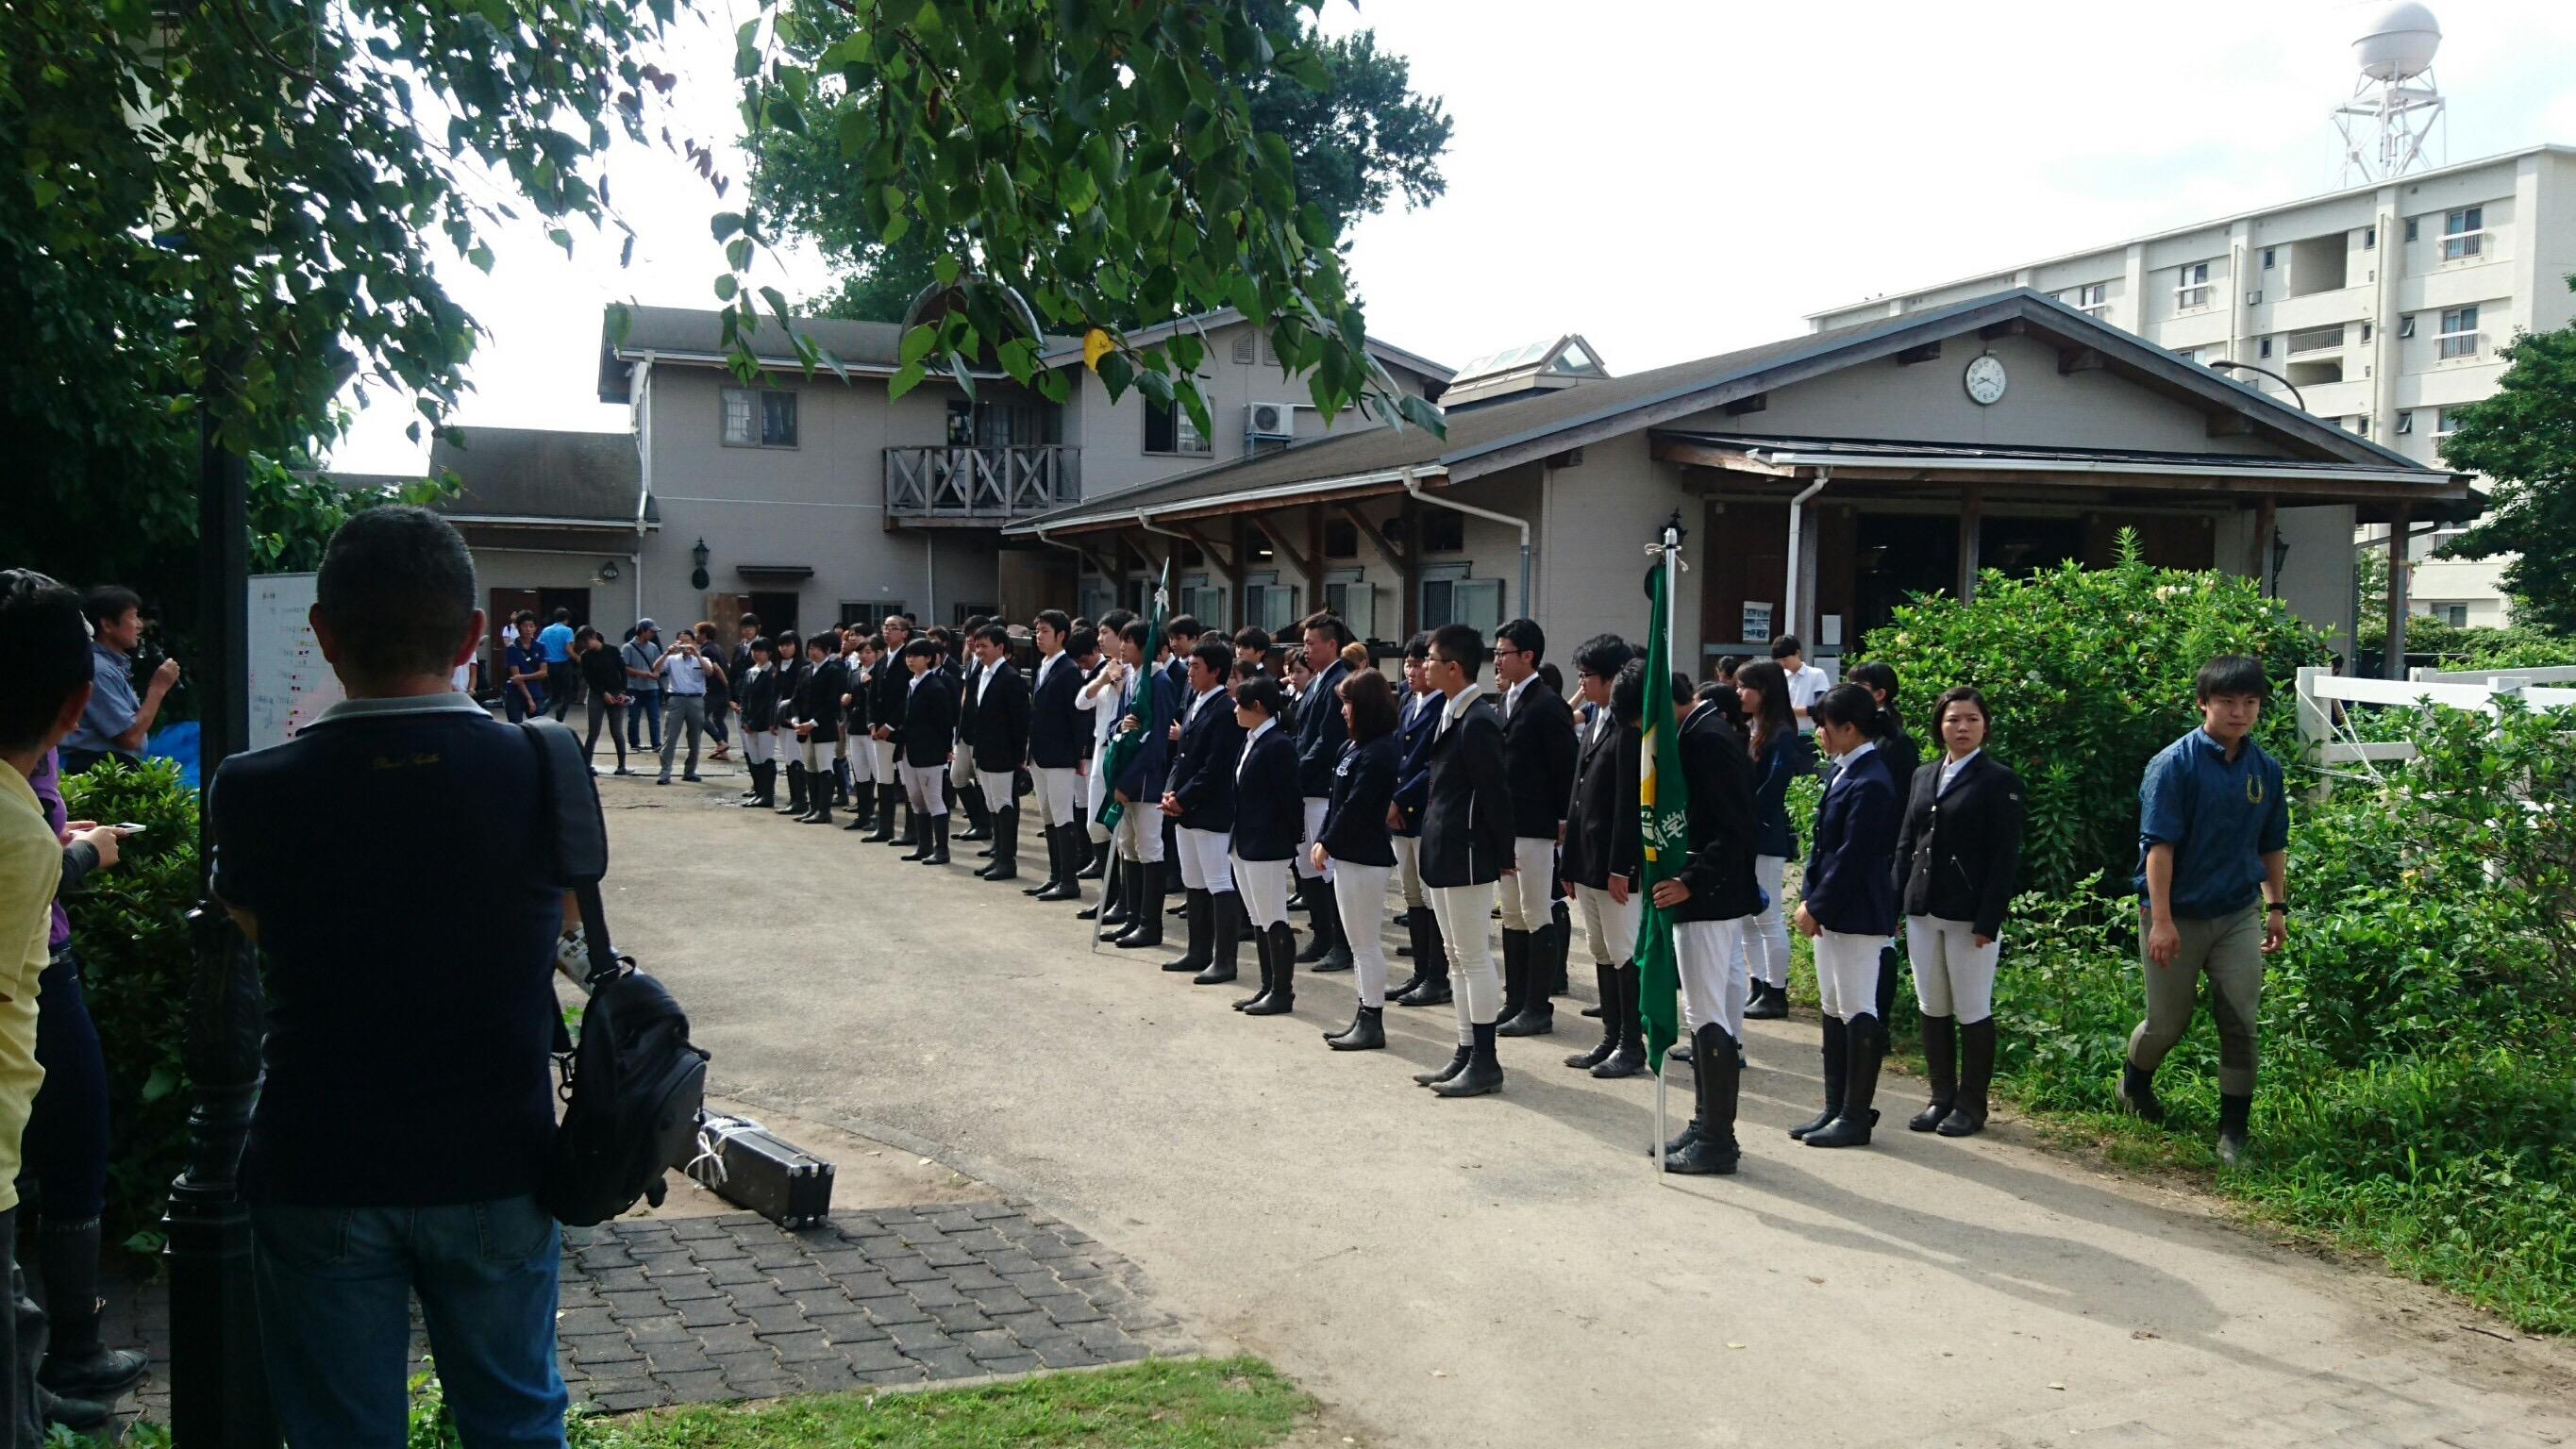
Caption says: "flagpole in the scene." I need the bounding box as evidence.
[1652,518,1681,1181]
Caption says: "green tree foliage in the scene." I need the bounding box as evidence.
[1861,530,2330,897]
[718,0,1448,439]
[2436,275,2576,632]
[748,0,1451,326]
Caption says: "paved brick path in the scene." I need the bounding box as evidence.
[108,1197,1194,1424]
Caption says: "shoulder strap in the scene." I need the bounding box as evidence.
[519,720,621,986]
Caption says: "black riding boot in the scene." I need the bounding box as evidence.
[1025,821,1064,895]
[1088,860,1134,924]
[34,1221,146,1401]
[1043,825,1089,902]
[1397,906,1452,1007]
[1805,1013,1886,1148]
[1498,922,1556,1037]
[1941,1017,1996,1137]
[1495,928,1531,1032]
[1244,923,1296,1014]
[1196,891,1242,986]
[978,805,1020,880]
[922,811,952,865]
[843,774,875,829]
[2118,1059,2166,1124]
[1790,1015,1850,1140]
[899,810,930,861]
[1595,963,1648,1078]
[1664,1025,1742,1174]
[1565,964,1620,1069]
[1076,834,1109,879]
[1415,1042,1472,1086]
[1295,878,1337,965]
[1910,1013,1959,1132]
[1386,908,1431,997]
[957,784,993,841]
[1745,976,1789,1020]
[801,783,834,825]
[1551,898,1573,995]
[781,762,809,816]
[1310,878,1352,972]
[1326,1005,1386,1051]
[1235,913,1277,1010]
[1429,1022,1503,1098]
[1113,867,1166,948]
[1162,890,1213,973]
[862,786,897,841]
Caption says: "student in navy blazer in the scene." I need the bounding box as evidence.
[1289,614,1356,972]
[1385,634,1449,1007]
[1227,675,1303,1016]
[1157,641,1246,984]
[1313,668,1404,1052]
[1024,609,1090,902]
[1732,659,1817,1020]
[1413,624,1515,1100]
[1790,682,1905,1149]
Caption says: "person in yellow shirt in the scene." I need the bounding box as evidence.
[0,568,101,1448]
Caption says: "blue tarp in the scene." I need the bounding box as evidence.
[144,721,200,790]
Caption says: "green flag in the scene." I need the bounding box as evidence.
[1633,542,1688,1072]
[1093,558,1172,832]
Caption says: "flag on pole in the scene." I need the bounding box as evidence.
[1093,558,1173,833]
[1633,539,1689,1071]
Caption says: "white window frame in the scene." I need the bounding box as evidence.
[2065,281,2109,318]
[1143,398,1213,457]
[2437,305,2480,360]
[2434,407,2466,438]
[2395,410,2414,435]
[2441,207,2485,261]
[721,386,798,449]
[2173,261,2213,310]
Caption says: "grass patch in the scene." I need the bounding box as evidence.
[585,1357,1313,1449]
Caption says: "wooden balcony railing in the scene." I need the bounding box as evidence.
[884,444,1080,525]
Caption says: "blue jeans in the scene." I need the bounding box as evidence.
[625,692,662,751]
[251,1195,568,1449]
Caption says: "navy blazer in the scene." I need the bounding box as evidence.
[1500,681,1579,839]
[865,648,910,731]
[1560,711,1641,891]
[1107,667,1170,804]
[792,657,848,742]
[1419,694,1514,888]
[1895,751,2025,940]
[1294,659,1351,797]
[1389,688,1439,840]
[1229,724,1302,861]
[1319,735,1400,868]
[1750,728,1818,860]
[895,670,958,768]
[1164,687,1243,833]
[1028,652,1086,769]
[964,660,1030,773]
[1803,742,1902,937]
[1672,702,1763,924]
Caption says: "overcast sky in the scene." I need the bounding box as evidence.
[327,0,2576,474]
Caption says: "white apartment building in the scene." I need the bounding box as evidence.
[1808,143,2576,629]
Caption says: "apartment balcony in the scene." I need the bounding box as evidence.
[884,444,1081,529]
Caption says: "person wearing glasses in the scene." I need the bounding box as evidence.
[1559,635,1647,1078]
[1488,618,1578,1042]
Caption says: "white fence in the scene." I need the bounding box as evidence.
[2295,663,2576,789]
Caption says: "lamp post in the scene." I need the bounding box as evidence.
[2205,359,2307,413]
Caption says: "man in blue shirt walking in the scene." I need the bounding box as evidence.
[536,608,577,721]
[2119,655,2290,1167]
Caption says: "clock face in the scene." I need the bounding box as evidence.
[1964,355,2008,405]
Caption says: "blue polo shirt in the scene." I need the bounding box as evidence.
[537,622,576,664]
[61,642,142,762]
[2133,727,2289,919]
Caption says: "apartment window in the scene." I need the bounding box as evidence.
[1418,508,1464,554]
[2364,225,2377,249]
[721,387,798,448]
[2441,206,2484,260]
[2440,604,2468,628]
[2257,337,2273,359]
[1229,332,1257,365]
[1144,399,1212,455]
[2403,217,2419,242]
[2261,247,2276,270]
[2395,410,2414,435]
[1322,572,1376,641]
[2435,407,2466,438]
[2398,314,2416,339]
[2344,415,2370,434]
[2065,281,2109,318]
[2174,261,2213,310]
[2361,321,2374,342]
[2437,305,2479,359]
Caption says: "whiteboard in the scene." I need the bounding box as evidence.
[246,573,344,752]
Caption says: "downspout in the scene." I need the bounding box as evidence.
[1781,466,1831,645]
[633,351,656,621]
[1402,467,1531,619]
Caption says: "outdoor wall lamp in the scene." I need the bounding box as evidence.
[691,538,711,591]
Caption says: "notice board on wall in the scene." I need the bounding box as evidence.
[246,572,343,752]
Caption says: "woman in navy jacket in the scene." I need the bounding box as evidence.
[1384,634,1448,1007]
[1732,659,1816,1021]
[1790,682,1903,1149]
[1894,685,2024,1138]
[1313,668,1403,1052]
[1227,675,1304,1017]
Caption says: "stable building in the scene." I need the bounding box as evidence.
[1006,290,2473,675]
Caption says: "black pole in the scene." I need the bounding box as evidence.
[164,411,277,1447]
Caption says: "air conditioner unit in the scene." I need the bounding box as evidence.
[1246,401,1298,442]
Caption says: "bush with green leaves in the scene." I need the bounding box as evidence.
[1862,529,2329,898]
[56,759,202,1257]
[1991,699,2576,1331]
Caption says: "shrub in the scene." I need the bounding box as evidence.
[1860,529,2329,899]
[58,758,202,1256]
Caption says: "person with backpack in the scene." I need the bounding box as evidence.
[207,508,579,1444]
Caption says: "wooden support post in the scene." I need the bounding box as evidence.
[2384,506,2410,679]
[2250,495,2277,596]
[1305,505,1328,614]
[1399,498,1422,638]
[1955,485,1982,604]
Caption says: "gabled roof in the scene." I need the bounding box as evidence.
[1006,288,2458,536]
[1029,306,1452,383]
[425,426,645,526]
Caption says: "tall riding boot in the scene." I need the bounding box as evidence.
[1312,878,1353,972]
[863,786,898,841]
[1499,922,1557,1036]
[1234,912,1277,1010]
[801,783,834,825]
[1162,890,1213,974]
[1909,1014,1959,1132]
[1386,909,1430,997]
[1076,834,1109,879]
[978,805,1020,880]
[2216,1091,2253,1168]
[1430,1021,1503,1097]
[843,774,875,829]
[1551,898,1573,995]
[901,810,932,861]
[1565,964,1620,1069]
[1805,1013,1885,1148]
[1941,1017,1996,1137]
[1790,1015,1850,1140]
[1165,858,1188,915]
[1245,922,1297,1015]
[1038,826,1087,903]
[781,762,809,816]
[1664,1025,1742,1174]
[1025,822,1063,895]
[34,1222,145,1401]
[1079,859,1128,924]
[1397,906,1453,1007]
[1294,878,1336,964]
[1495,928,1531,1032]
[1114,866,1166,948]
[1593,963,1649,1079]
[922,811,952,865]
[735,761,765,808]
[833,757,852,806]
[959,783,994,841]
[1196,891,1243,986]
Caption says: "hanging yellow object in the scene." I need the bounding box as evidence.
[1081,328,1115,371]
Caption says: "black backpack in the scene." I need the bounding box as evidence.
[521,720,711,1226]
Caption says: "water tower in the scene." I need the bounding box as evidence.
[2333,3,2446,184]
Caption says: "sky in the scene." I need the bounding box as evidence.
[326,0,2576,475]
